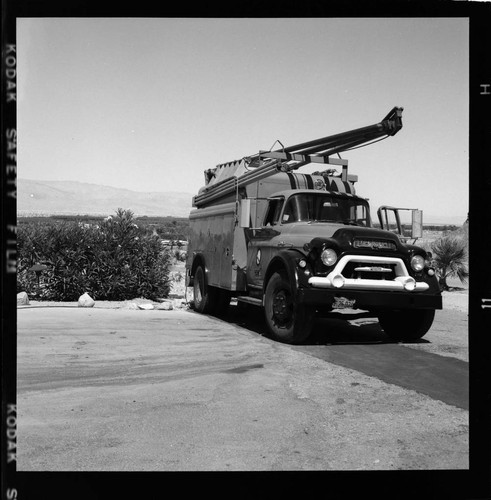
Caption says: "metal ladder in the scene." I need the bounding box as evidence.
[193,107,403,208]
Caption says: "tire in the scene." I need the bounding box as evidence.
[378,309,435,342]
[263,271,314,344]
[193,265,216,314]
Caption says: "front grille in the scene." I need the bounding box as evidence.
[343,261,397,280]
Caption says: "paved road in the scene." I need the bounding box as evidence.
[16,302,468,472]
[226,307,468,409]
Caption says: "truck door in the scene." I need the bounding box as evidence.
[246,197,284,288]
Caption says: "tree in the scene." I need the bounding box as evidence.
[431,235,469,291]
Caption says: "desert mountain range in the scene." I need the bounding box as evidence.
[17,179,194,218]
[17,179,466,225]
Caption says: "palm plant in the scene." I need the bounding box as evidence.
[431,235,469,291]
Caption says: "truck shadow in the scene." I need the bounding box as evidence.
[215,303,430,347]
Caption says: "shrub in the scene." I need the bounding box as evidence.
[431,234,469,291]
[17,209,172,301]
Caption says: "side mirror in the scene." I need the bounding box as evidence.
[411,209,423,239]
[239,198,251,228]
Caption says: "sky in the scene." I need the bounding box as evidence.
[17,17,469,221]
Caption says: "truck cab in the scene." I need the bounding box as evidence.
[245,189,371,287]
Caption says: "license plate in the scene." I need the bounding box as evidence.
[332,297,356,309]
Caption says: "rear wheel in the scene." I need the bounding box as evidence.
[378,309,435,341]
[264,271,314,344]
[193,265,230,315]
[193,265,216,313]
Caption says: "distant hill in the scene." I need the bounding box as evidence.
[423,215,467,226]
[17,179,194,218]
[17,178,466,225]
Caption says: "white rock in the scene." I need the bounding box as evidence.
[17,292,29,306]
[138,303,155,310]
[78,292,95,308]
[157,301,173,311]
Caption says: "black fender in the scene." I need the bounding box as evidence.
[418,271,441,295]
[307,236,341,252]
[263,249,308,298]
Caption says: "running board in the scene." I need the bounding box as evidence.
[237,296,263,307]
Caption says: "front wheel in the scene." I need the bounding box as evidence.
[264,272,314,344]
[378,309,435,342]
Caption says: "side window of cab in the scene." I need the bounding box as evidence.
[264,198,284,226]
[282,195,308,223]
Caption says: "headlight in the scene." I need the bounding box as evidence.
[321,248,338,266]
[410,254,425,272]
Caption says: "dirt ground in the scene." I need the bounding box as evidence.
[17,306,468,472]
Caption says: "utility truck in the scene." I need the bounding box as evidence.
[186,107,442,344]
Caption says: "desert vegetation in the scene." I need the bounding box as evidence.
[17,209,173,301]
[18,213,190,241]
[429,224,469,291]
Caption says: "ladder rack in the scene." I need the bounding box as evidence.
[193,107,403,208]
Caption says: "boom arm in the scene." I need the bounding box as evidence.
[193,107,403,208]
[259,106,403,165]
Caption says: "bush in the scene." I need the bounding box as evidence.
[431,234,469,291]
[17,209,172,301]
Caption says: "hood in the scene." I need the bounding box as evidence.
[270,222,402,252]
[276,222,400,241]
[275,221,345,238]
[308,225,407,254]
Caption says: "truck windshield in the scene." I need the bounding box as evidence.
[281,193,370,226]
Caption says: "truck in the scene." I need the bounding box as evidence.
[185,107,442,344]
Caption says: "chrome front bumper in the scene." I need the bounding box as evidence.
[307,255,429,292]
